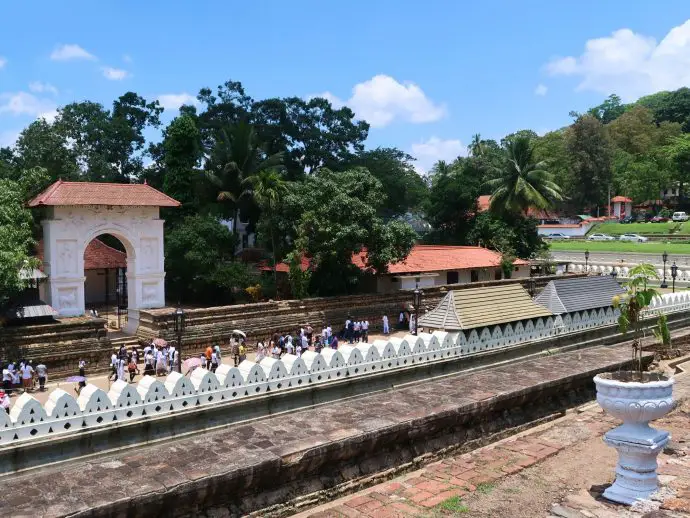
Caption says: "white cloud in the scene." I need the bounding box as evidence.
[29,81,58,95]
[50,44,96,61]
[157,93,199,110]
[0,92,56,117]
[312,74,446,128]
[546,19,690,100]
[410,136,466,174]
[534,84,548,96]
[102,67,129,80]
[0,57,6,69]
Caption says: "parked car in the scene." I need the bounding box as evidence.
[651,215,669,223]
[544,233,571,240]
[672,211,689,222]
[621,216,636,224]
[588,233,616,241]
[619,234,649,242]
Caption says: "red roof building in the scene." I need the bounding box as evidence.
[611,196,632,203]
[262,245,529,293]
[28,180,180,207]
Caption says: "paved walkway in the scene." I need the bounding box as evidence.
[294,361,690,518]
[0,343,642,517]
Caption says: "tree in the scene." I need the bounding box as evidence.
[425,158,482,244]
[638,87,690,131]
[565,115,613,213]
[661,134,690,202]
[289,168,416,296]
[348,147,428,217]
[12,119,79,183]
[607,106,680,156]
[0,175,40,313]
[533,130,569,202]
[588,94,627,124]
[205,120,284,235]
[56,92,162,182]
[164,214,253,304]
[160,114,203,218]
[467,211,545,259]
[244,169,289,290]
[486,135,562,214]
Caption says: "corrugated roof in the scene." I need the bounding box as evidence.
[28,180,180,207]
[533,276,625,314]
[419,284,553,331]
[5,302,58,320]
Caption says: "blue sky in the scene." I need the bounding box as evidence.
[1,1,690,172]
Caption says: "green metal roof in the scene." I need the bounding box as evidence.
[418,284,553,331]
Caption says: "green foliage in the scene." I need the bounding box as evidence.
[468,212,546,259]
[425,159,482,243]
[614,263,660,372]
[437,495,469,513]
[347,147,429,217]
[0,176,39,312]
[287,251,311,300]
[565,115,613,212]
[161,115,203,215]
[164,214,253,304]
[588,94,628,124]
[653,314,671,349]
[550,240,690,254]
[290,168,416,296]
[486,135,562,215]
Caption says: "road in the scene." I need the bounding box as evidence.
[551,250,690,266]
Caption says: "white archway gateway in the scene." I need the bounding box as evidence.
[28,180,179,332]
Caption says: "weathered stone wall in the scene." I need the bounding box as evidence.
[0,318,112,377]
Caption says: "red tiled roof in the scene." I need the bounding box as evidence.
[478,195,492,212]
[37,239,127,270]
[261,245,528,275]
[28,180,180,207]
[611,196,632,203]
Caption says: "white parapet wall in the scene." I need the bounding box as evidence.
[2,293,688,447]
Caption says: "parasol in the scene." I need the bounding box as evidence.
[232,329,246,338]
[152,338,168,347]
[65,376,87,383]
[183,357,202,370]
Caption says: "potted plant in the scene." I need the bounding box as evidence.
[594,263,674,505]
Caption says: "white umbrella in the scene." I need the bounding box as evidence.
[232,329,246,338]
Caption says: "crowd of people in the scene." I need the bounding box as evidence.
[0,359,48,413]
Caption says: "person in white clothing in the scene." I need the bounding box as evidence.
[20,363,34,392]
[383,315,389,335]
[362,320,369,343]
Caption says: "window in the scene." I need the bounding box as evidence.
[446,271,459,284]
[494,270,502,280]
[470,270,479,283]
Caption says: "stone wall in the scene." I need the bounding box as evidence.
[137,274,581,353]
[0,317,112,377]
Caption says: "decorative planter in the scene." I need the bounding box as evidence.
[594,372,674,505]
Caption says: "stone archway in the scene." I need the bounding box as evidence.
[29,181,179,333]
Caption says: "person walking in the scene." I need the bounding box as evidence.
[127,357,139,382]
[362,320,369,343]
[117,356,126,381]
[35,362,47,391]
[383,315,389,335]
[2,365,11,395]
[109,351,118,381]
[272,341,281,359]
[0,390,9,414]
[210,349,219,373]
[238,341,247,363]
[20,362,34,393]
[231,339,240,367]
[354,320,361,343]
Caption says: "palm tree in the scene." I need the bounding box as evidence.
[485,135,562,214]
[468,133,485,157]
[242,169,290,289]
[205,120,283,241]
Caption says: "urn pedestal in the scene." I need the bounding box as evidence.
[594,373,674,505]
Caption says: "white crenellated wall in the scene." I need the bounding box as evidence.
[4,292,688,447]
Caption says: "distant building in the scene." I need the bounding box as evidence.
[611,196,633,219]
[220,218,256,253]
[263,245,529,294]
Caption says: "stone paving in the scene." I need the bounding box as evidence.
[294,362,690,518]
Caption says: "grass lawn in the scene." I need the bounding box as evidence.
[549,240,690,254]
[591,221,681,235]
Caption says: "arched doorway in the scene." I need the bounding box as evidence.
[83,235,129,329]
[28,180,180,333]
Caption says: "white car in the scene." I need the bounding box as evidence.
[545,233,571,240]
[588,233,616,241]
[672,211,689,222]
[619,234,648,242]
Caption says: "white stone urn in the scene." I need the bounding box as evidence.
[594,372,674,505]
